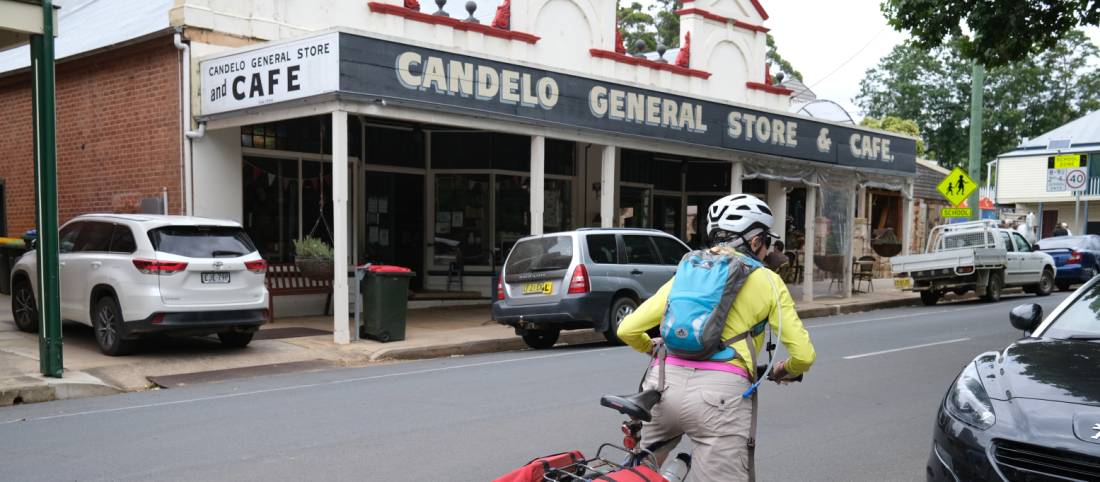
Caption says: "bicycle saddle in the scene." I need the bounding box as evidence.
[600,389,661,422]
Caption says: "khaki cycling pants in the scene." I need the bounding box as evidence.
[641,364,753,482]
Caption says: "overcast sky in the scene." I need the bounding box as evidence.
[444,0,1098,121]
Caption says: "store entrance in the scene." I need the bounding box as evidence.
[364,171,425,290]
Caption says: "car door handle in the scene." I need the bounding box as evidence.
[91,261,102,269]
[630,269,644,275]
[59,261,65,268]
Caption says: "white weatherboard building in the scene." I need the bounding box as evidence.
[170,0,918,343]
[996,110,1100,238]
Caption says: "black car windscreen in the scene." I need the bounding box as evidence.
[505,236,573,274]
[148,226,257,258]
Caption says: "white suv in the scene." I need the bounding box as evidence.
[10,214,269,355]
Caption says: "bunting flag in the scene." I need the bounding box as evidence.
[267,173,276,186]
[675,32,691,68]
[615,26,626,54]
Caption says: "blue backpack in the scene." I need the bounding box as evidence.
[660,249,763,362]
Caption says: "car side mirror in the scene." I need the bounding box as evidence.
[1009,303,1043,333]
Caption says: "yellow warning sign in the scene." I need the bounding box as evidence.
[937,167,977,207]
[1053,154,1086,169]
[941,207,973,218]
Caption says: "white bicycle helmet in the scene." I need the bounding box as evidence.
[706,194,775,245]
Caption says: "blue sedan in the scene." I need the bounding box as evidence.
[1037,235,1100,291]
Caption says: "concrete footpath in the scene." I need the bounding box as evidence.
[0,279,922,406]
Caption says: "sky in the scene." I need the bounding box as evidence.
[439,0,1100,121]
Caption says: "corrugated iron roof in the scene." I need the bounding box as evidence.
[1000,109,1100,157]
[0,0,172,76]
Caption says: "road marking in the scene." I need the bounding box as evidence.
[810,304,991,329]
[0,346,621,426]
[842,337,972,360]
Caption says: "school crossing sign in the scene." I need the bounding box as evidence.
[937,167,977,207]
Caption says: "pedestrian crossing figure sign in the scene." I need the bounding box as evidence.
[937,167,977,207]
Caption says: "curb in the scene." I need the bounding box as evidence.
[369,330,608,361]
[0,371,121,407]
[797,297,923,319]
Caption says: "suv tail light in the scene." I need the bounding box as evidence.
[957,266,975,274]
[1068,250,1083,264]
[568,264,590,294]
[497,276,505,300]
[132,259,188,275]
[245,259,268,274]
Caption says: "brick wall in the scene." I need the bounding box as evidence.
[0,36,181,237]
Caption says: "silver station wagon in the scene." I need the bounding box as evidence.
[492,228,690,349]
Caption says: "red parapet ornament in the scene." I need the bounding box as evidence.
[675,32,691,68]
[404,0,419,10]
[492,0,511,29]
[615,27,626,54]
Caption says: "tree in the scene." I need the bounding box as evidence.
[882,0,1100,68]
[618,2,657,53]
[652,0,682,49]
[861,116,925,156]
[856,30,1100,173]
[766,34,803,82]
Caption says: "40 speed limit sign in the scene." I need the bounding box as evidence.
[1066,168,1088,190]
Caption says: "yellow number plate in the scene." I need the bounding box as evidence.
[523,281,553,295]
[894,278,912,289]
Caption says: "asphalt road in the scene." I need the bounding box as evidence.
[0,291,1073,481]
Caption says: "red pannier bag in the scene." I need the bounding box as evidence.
[595,466,665,481]
[493,450,585,482]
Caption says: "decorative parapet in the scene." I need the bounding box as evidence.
[367,2,539,44]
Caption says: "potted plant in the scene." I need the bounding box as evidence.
[293,236,334,281]
[871,228,903,257]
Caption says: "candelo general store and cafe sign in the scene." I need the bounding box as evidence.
[201,32,916,173]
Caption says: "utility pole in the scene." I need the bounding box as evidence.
[31,0,62,377]
[968,62,984,220]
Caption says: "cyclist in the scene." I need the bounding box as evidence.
[617,193,816,481]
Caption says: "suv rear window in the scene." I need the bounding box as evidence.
[506,236,573,274]
[148,226,256,258]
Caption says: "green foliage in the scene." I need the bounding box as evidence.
[855,30,1100,175]
[881,0,1100,68]
[618,1,657,53]
[859,116,925,156]
[293,236,333,260]
[766,34,803,83]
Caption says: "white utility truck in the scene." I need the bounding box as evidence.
[891,220,1055,305]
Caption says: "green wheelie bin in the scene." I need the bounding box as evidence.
[360,265,414,342]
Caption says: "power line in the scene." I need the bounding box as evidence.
[807,27,888,89]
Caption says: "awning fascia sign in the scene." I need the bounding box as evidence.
[199,31,917,174]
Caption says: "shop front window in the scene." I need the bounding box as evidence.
[654,195,681,239]
[495,175,530,264]
[243,157,299,262]
[544,179,573,233]
[435,174,490,266]
[620,186,651,228]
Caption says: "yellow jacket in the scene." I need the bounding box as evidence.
[616,261,816,378]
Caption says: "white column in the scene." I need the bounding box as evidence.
[731,160,744,195]
[844,188,856,299]
[332,111,350,345]
[767,180,786,242]
[600,144,616,228]
[530,135,545,235]
[902,180,915,256]
[802,185,816,303]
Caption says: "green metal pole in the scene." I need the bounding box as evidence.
[968,62,985,220]
[31,0,62,378]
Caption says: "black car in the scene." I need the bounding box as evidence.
[927,280,1100,481]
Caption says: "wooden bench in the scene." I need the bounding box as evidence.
[266,262,332,318]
